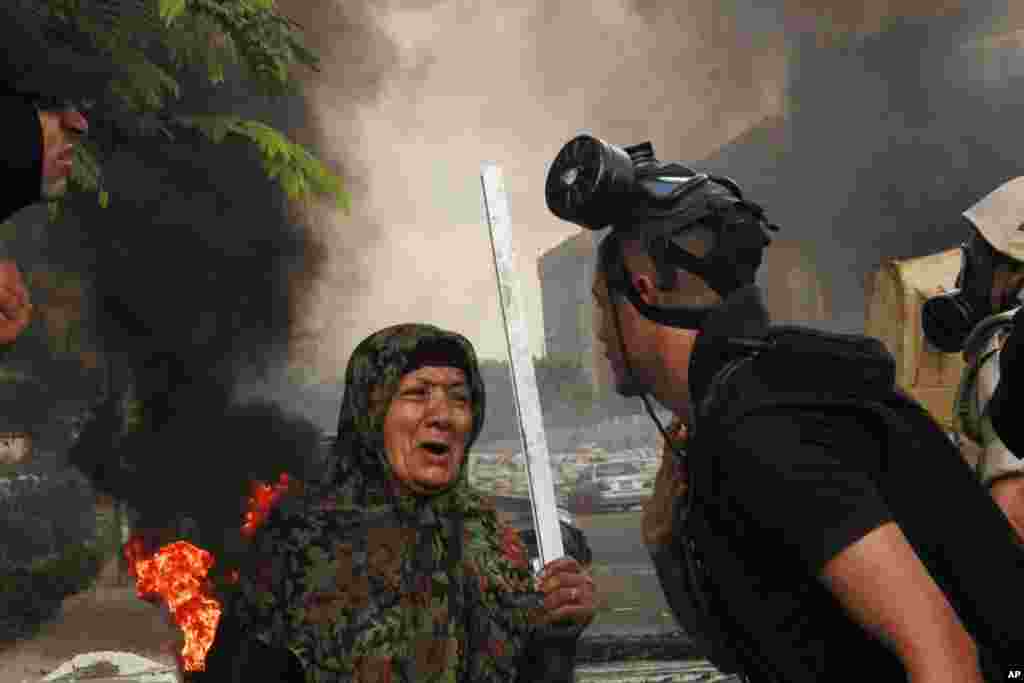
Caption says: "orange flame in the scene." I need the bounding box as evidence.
[124,472,292,671]
[126,540,220,672]
[242,473,292,537]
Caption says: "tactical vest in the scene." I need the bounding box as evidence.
[660,325,1023,682]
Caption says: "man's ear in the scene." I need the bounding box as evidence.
[631,273,658,306]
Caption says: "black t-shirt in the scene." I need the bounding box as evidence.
[700,404,1014,681]
[700,406,904,680]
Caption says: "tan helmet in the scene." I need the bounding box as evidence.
[963,177,1024,262]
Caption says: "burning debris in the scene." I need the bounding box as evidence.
[126,540,220,672]
[241,472,295,539]
[123,471,296,671]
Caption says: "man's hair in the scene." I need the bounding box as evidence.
[597,202,769,308]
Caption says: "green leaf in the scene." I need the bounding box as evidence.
[159,0,189,26]
[40,0,347,212]
[172,115,350,211]
[98,190,110,209]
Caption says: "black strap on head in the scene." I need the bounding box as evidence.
[619,274,718,329]
[608,180,778,331]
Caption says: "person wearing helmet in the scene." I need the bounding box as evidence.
[546,135,1024,682]
[922,178,1024,544]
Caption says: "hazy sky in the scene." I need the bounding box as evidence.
[289,0,789,379]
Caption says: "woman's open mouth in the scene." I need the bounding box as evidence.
[420,441,451,460]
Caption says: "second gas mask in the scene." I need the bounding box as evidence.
[922,230,1004,353]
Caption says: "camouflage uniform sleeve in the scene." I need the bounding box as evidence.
[991,314,1024,453]
[974,341,1024,486]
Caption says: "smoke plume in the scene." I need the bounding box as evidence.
[689,0,1019,333]
[260,0,792,382]
[58,2,419,573]
[63,0,1024,565]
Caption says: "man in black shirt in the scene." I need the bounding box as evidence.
[544,135,1024,681]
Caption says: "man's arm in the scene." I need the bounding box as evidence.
[820,522,984,682]
[972,340,1024,543]
[989,475,1024,542]
[720,411,995,682]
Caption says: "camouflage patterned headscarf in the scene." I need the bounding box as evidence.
[229,324,542,683]
[322,323,486,517]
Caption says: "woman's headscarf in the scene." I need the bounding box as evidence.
[322,322,486,516]
[228,323,544,683]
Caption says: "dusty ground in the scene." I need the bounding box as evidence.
[0,552,719,683]
[0,556,179,683]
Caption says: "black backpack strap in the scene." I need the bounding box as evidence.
[673,352,787,683]
[675,328,893,682]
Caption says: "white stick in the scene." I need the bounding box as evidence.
[480,163,565,567]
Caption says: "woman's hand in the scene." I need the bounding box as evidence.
[535,557,597,627]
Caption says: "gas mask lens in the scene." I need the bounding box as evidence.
[545,135,637,230]
[921,244,983,353]
[546,134,718,230]
[922,292,976,353]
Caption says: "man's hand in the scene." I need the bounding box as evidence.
[0,260,32,344]
[641,416,688,550]
[820,521,984,682]
[989,475,1024,543]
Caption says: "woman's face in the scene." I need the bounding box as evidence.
[383,365,473,494]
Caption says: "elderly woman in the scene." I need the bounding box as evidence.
[196,323,597,683]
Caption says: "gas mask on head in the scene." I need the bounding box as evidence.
[545,134,779,456]
[545,135,778,331]
[922,230,1002,353]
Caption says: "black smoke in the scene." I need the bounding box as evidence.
[674,1,1020,333]
[57,0,435,578]
[61,79,327,577]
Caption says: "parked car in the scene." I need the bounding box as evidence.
[490,494,592,570]
[572,459,651,513]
